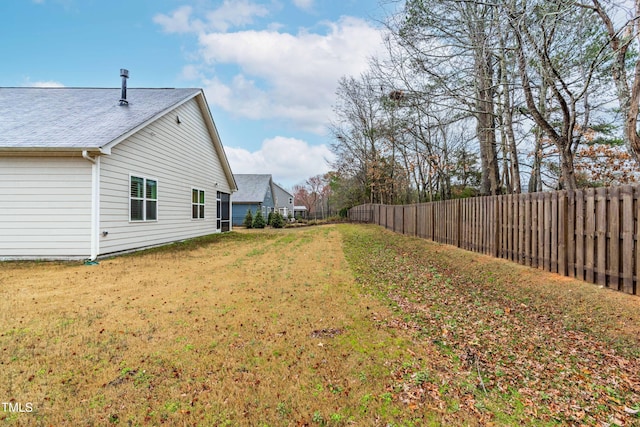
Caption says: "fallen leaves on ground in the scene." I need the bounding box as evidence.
[341,224,640,426]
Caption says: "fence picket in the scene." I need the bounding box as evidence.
[609,187,620,290]
[543,193,552,272]
[349,184,640,296]
[585,189,596,283]
[551,192,558,273]
[621,186,634,294]
[596,188,608,287]
[567,191,576,278]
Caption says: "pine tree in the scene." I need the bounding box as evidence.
[271,212,285,228]
[252,210,266,229]
[243,209,253,228]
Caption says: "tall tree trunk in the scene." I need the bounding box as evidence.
[589,0,640,165]
[499,32,522,193]
[473,13,501,195]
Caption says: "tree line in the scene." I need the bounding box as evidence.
[326,0,640,210]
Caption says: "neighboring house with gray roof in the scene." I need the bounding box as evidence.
[272,182,294,219]
[232,174,293,226]
[0,81,237,260]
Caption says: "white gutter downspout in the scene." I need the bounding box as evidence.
[82,151,100,261]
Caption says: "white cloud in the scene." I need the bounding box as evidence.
[154,1,269,34]
[153,5,199,34]
[30,80,65,88]
[205,0,269,32]
[225,136,335,186]
[155,3,385,133]
[292,0,314,12]
[197,17,383,133]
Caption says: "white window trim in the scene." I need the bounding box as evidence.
[192,188,205,220]
[129,174,158,222]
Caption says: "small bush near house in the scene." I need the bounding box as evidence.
[243,209,254,228]
[252,210,266,228]
[271,212,285,228]
[267,211,274,225]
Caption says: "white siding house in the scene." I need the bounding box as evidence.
[272,182,294,219]
[0,85,237,260]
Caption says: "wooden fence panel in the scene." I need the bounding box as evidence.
[635,186,640,295]
[518,194,525,264]
[567,191,576,278]
[543,193,551,272]
[460,200,467,250]
[576,190,585,280]
[621,186,634,294]
[558,191,568,276]
[585,189,596,283]
[596,188,608,287]
[551,192,558,273]
[537,194,545,269]
[531,195,539,269]
[609,187,620,291]
[404,205,416,236]
[348,184,640,296]
[393,206,402,234]
[486,196,493,255]
[524,193,532,267]
[416,203,429,239]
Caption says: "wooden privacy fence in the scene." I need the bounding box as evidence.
[348,185,640,296]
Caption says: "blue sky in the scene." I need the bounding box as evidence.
[1,0,388,189]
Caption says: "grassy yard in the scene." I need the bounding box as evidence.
[1,224,639,426]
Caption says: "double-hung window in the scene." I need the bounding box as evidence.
[192,189,205,219]
[130,176,157,221]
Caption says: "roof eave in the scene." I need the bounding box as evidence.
[0,146,103,156]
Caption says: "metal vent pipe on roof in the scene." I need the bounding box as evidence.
[119,69,129,105]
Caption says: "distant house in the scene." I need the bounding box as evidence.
[0,79,237,260]
[294,206,308,219]
[272,181,295,218]
[232,174,294,225]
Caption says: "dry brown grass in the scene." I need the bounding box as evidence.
[6,223,640,426]
[0,226,428,426]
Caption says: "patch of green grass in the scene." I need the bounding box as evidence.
[337,223,640,427]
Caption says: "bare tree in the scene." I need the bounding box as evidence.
[582,0,640,164]
[506,0,609,190]
[396,0,502,195]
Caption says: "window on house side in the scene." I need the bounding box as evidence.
[130,176,157,221]
[192,189,205,219]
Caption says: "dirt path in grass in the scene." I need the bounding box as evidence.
[2,224,640,426]
[0,226,462,426]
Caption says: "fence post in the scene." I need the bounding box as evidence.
[621,186,634,294]
[608,187,620,290]
[596,187,607,287]
[558,191,568,276]
[567,190,576,277]
[494,196,500,258]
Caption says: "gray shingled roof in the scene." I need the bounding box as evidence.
[233,174,272,203]
[0,87,201,149]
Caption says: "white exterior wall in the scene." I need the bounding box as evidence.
[99,98,233,255]
[0,156,92,259]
